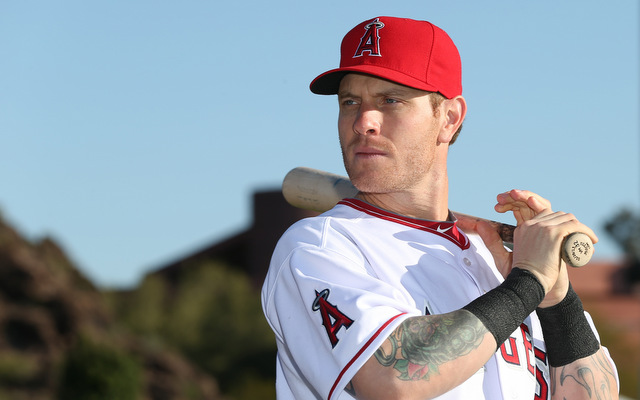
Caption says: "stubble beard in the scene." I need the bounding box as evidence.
[341,141,435,195]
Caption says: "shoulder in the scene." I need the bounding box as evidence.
[264,203,370,285]
[276,202,365,252]
[261,204,369,312]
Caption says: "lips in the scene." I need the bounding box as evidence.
[354,146,387,158]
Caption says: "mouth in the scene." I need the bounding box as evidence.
[354,146,387,159]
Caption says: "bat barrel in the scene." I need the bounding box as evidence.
[282,167,358,213]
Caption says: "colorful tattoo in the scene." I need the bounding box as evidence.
[374,310,485,381]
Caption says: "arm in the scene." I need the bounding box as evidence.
[536,269,618,399]
[350,310,497,400]
[550,350,618,399]
[349,312,618,400]
[350,265,548,399]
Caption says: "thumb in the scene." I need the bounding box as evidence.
[475,220,507,254]
[456,217,508,257]
[475,220,513,278]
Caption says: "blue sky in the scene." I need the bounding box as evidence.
[1,1,638,288]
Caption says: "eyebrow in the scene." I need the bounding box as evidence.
[337,88,415,99]
[337,89,357,99]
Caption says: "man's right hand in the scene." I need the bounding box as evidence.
[494,190,597,306]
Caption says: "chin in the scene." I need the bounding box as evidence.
[349,172,396,194]
[345,159,402,193]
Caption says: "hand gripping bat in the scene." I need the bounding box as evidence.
[281,166,594,267]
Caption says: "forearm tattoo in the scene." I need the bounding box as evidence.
[374,310,485,381]
[550,350,618,399]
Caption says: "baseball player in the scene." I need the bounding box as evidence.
[261,16,619,399]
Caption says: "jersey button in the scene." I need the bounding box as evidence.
[463,257,472,267]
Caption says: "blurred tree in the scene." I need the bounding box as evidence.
[109,260,276,400]
[57,336,141,400]
[604,208,640,288]
[168,261,275,396]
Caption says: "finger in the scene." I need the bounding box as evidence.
[496,189,530,206]
[494,200,528,224]
[495,190,553,224]
[454,215,478,233]
[521,211,599,244]
[496,190,551,209]
[511,190,551,209]
[495,191,533,219]
[456,216,509,251]
[495,201,552,225]
[475,219,509,252]
[476,220,513,277]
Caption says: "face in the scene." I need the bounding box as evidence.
[337,74,446,194]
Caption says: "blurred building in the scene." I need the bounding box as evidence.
[153,190,317,288]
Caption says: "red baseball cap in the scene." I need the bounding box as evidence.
[310,17,462,99]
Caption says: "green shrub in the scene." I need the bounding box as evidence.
[0,352,38,385]
[162,262,275,392]
[107,260,277,399]
[56,337,141,400]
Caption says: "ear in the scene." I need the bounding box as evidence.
[438,96,467,144]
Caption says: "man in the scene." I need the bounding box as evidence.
[261,16,619,399]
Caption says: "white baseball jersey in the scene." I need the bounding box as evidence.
[261,198,610,400]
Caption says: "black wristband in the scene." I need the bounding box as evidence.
[463,268,545,349]
[536,284,600,367]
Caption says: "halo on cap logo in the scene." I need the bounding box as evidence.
[354,18,385,58]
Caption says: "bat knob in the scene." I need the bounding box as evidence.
[561,232,594,268]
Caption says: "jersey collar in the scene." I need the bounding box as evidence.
[338,198,470,250]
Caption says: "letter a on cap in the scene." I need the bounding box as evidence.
[354,18,384,57]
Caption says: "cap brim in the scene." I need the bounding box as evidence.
[309,69,349,95]
[310,65,441,95]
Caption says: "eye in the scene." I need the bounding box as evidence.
[384,97,400,104]
[340,98,358,106]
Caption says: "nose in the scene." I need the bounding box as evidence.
[353,108,381,136]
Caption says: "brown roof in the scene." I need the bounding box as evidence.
[569,261,640,343]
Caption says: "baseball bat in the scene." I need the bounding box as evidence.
[282,167,594,268]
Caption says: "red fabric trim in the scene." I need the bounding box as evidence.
[339,198,470,250]
[327,312,407,400]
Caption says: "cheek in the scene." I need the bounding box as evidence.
[337,112,352,134]
[337,115,355,146]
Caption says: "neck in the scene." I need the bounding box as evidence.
[356,167,450,221]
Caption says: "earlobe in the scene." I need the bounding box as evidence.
[438,96,467,144]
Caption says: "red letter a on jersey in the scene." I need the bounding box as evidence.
[313,289,354,348]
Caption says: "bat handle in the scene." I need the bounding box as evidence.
[441,212,594,268]
[561,232,593,268]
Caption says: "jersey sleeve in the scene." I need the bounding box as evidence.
[262,221,421,400]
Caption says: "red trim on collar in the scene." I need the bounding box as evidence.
[338,198,470,250]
